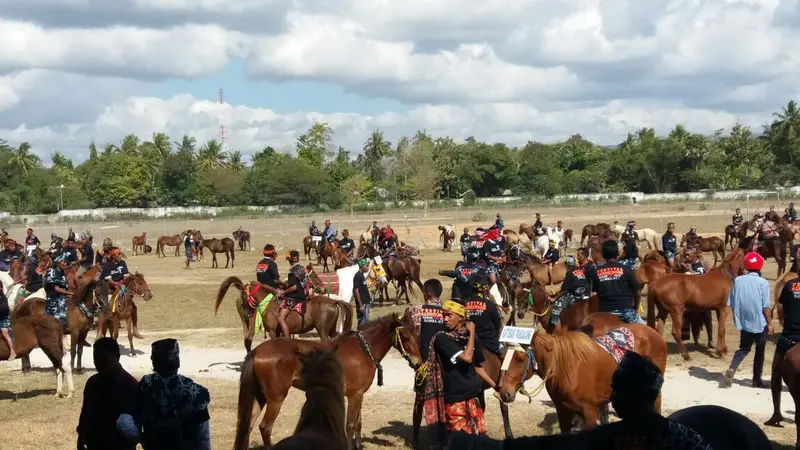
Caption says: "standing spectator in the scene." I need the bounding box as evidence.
[183,231,193,270]
[721,252,772,388]
[494,214,503,232]
[411,279,445,447]
[117,339,211,450]
[353,258,372,327]
[77,337,138,450]
[459,228,471,262]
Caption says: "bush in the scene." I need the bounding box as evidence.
[462,190,477,207]
[472,212,487,222]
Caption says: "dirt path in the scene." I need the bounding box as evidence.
[10,341,791,419]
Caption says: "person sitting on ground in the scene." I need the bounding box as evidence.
[338,229,356,264]
[0,285,14,361]
[77,337,139,450]
[117,339,211,450]
[423,300,486,447]
[277,250,309,338]
[459,228,471,261]
[584,240,644,324]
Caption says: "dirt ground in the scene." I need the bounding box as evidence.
[1,199,799,449]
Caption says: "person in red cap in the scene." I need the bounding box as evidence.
[721,252,773,388]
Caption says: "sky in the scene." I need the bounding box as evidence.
[1,0,799,164]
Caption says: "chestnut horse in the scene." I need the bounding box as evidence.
[580,223,611,247]
[647,249,744,360]
[233,229,251,252]
[738,233,788,279]
[103,272,153,356]
[679,234,726,266]
[526,258,567,287]
[724,224,741,250]
[317,239,337,272]
[765,342,800,448]
[215,276,354,353]
[514,278,601,333]
[201,237,236,268]
[497,323,667,433]
[131,232,147,256]
[302,236,317,261]
[156,234,181,257]
[562,229,573,249]
[232,312,422,450]
[356,245,423,304]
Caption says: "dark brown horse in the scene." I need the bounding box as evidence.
[318,239,337,272]
[562,229,573,248]
[497,323,667,433]
[103,272,153,356]
[647,248,744,360]
[131,232,147,256]
[438,225,456,251]
[515,278,603,333]
[233,230,251,252]
[580,223,611,247]
[357,245,423,304]
[739,233,788,279]
[232,312,422,450]
[680,234,726,265]
[215,276,354,352]
[201,237,236,268]
[272,349,348,450]
[0,314,74,398]
[765,342,800,448]
[302,236,317,261]
[724,224,741,250]
[156,234,181,257]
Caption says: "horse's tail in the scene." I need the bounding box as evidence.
[647,286,657,328]
[334,299,354,332]
[215,276,245,315]
[233,351,258,450]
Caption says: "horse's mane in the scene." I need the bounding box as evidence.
[68,277,96,308]
[274,349,347,450]
[535,331,599,392]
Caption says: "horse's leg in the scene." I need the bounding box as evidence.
[715,306,729,357]
[554,403,574,434]
[77,329,87,372]
[703,311,714,350]
[345,393,365,449]
[69,330,78,371]
[500,397,513,439]
[671,310,691,360]
[580,403,598,430]
[125,316,135,357]
[258,395,285,448]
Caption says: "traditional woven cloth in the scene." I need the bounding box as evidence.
[595,327,636,364]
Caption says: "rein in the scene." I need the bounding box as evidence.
[356,330,384,386]
[523,288,551,317]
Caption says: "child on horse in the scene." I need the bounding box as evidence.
[277,250,309,338]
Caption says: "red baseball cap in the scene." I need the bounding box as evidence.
[744,252,764,271]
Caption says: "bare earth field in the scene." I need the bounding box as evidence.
[1,200,799,449]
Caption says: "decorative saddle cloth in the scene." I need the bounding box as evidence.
[594,327,635,364]
[313,272,340,296]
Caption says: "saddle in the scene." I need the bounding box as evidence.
[594,327,635,364]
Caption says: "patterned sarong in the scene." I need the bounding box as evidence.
[279,298,305,315]
[594,327,636,364]
[444,398,485,435]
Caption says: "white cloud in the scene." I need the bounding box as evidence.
[0,0,798,163]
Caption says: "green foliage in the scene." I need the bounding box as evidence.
[4,100,800,213]
[472,212,487,222]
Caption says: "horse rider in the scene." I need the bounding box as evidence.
[0,238,23,274]
[95,238,113,267]
[77,234,94,278]
[320,220,336,252]
[482,229,504,288]
[494,213,503,232]
[757,212,781,253]
[338,229,356,264]
[309,221,320,238]
[50,233,63,253]
[459,227,471,261]
[366,221,379,246]
[533,213,545,236]
[24,228,40,257]
[553,220,566,248]
[620,221,639,268]
[44,252,73,329]
[551,250,591,326]
[63,234,79,267]
[67,227,76,242]
[100,247,142,340]
[439,244,488,302]
[789,202,798,223]
[463,281,503,358]
[543,239,560,281]
[767,270,800,427]
[732,208,744,233]
[584,239,644,324]
[0,228,7,238]
[662,222,678,272]
[252,244,283,323]
[276,250,309,338]
[683,225,699,253]
[0,278,14,360]
[378,225,396,255]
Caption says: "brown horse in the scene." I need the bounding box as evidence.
[526,258,567,287]
[317,239,337,272]
[724,224,741,250]
[438,225,456,251]
[131,232,147,256]
[331,247,351,270]
[357,245,423,304]
[562,229,573,249]
[497,323,667,433]
[580,223,611,247]
[215,276,354,352]
[232,312,422,450]
[764,342,800,448]
[103,273,153,356]
[515,278,603,333]
[272,349,348,450]
[680,234,726,265]
[0,314,74,398]
[156,234,181,257]
[647,248,744,360]
[739,233,788,278]
[201,237,236,268]
[233,230,251,252]
[302,236,317,261]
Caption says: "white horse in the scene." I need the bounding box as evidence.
[636,228,660,250]
[533,230,561,258]
[0,271,45,306]
[359,231,372,246]
[613,222,626,235]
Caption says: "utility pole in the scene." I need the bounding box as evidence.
[59,184,64,210]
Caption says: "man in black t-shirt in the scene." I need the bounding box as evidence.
[552,248,591,327]
[24,228,40,257]
[253,244,283,321]
[459,228,471,261]
[0,239,23,272]
[766,276,800,427]
[439,248,489,302]
[77,235,94,277]
[339,229,356,264]
[584,240,643,324]
[620,221,639,268]
[790,243,800,274]
[424,300,486,445]
[353,258,372,327]
[464,294,502,358]
[277,250,309,338]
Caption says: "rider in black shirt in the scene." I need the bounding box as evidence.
[0,240,23,272]
[338,229,356,264]
[620,221,639,267]
[552,249,591,327]
[255,245,282,292]
[439,246,489,301]
[584,240,642,324]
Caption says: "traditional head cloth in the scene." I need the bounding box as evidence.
[612,351,663,395]
[564,255,576,269]
[103,237,113,249]
[109,247,122,259]
[151,338,180,367]
[358,258,370,267]
[442,300,466,317]
[263,244,276,258]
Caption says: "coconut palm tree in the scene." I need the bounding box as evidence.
[362,130,391,182]
[9,142,40,175]
[174,135,197,157]
[228,151,245,172]
[197,139,228,170]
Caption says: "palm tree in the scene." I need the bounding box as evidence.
[174,135,197,156]
[50,151,73,170]
[9,142,40,175]
[363,130,392,182]
[197,139,228,170]
[151,132,172,159]
[120,134,140,155]
[102,143,117,155]
[228,151,245,172]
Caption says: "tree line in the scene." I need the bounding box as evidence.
[2,100,800,214]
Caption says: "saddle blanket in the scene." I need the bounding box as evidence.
[594,327,635,364]
[315,272,340,295]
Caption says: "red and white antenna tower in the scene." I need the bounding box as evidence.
[218,87,230,153]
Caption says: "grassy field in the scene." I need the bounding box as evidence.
[1,199,798,449]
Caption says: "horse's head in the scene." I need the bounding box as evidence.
[724,248,746,276]
[515,280,549,321]
[497,338,537,403]
[127,272,153,301]
[518,223,530,234]
[390,310,423,369]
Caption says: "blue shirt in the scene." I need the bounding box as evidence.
[727,272,770,333]
[323,226,336,240]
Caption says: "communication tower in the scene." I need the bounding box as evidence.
[218,87,230,152]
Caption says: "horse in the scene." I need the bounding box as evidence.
[646,248,744,360]
[671,405,771,450]
[131,232,147,256]
[303,236,317,261]
[103,272,153,357]
[502,229,521,247]
[156,234,181,257]
[201,237,236,268]
[634,228,659,250]
[497,323,667,433]
[356,245,423,304]
[330,247,352,271]
[680,234,726,266]
[233,230,251,252]
[724,224,741,250]
[272,349,348,450]
[306,264,359,304]
[525,257,567,288]
[738,232,788,279]
[580,223,611,247]
[232,312,422,450]
[318,239,337,273]
[215,276,354,353]
[0,314,74,398]
[514,277,605,333]
[765,342,800,448]
[562,229,573,249]
[438,225,455,251]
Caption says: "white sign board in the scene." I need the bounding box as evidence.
[499,326,535,345]
[311,236,322,242]
[373,256,382,265]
